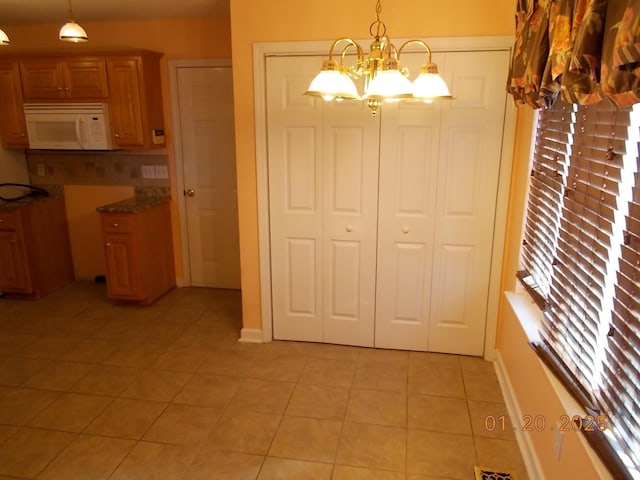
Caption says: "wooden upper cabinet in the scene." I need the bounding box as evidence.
[0,61,28,147]
[107,53,165,149]
[0,49,164,150]
[20,57,109,101]
[107,57,145,147]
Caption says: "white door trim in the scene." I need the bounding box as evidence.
[253,37,517,357]
[169,59,232,288]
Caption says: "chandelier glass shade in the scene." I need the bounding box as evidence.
[305,0,452,113]
[0,29,9,46]
[59,0,88,42]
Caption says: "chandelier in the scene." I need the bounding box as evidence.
[305,0,452,114]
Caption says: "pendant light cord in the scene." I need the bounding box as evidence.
[67,0,75,21]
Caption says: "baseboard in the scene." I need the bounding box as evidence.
[494,350,545,480]
[239,328,263,343]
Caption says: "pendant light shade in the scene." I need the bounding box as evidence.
[0,29,9,46]
[362,69,413,101]
[411,62,453,102]
[59,21,88,42]
[306,60,359,102]
[59,0,88,43]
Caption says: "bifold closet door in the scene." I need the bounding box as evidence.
[375,50,510,355]
[266,49,510,354]
[266,55,380,346]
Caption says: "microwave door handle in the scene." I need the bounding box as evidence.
[75,115,87,149]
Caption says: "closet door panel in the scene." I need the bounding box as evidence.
[267,56,324,342]
[375,81,440,351]
[323,102,380,347]
[428,49,511,355]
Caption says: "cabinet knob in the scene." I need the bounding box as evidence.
[112,223,119,228]
[184,189,195,197]
[105,243,111,247]
[345,225,353,232]
[114,133,120,138]
[402,226,410,234]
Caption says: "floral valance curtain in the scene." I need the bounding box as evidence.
[507,0,640,108]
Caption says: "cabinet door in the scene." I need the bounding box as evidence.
[20,60,66,100]
[0,61,28,147]
[104,233,142,299]
[64,59,109,99]
[0,230,31,293]
[107,58,145,147]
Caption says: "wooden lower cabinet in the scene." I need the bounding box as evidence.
[0,196,74,298]
[100,202,175,304]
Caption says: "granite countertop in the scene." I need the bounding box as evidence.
[0,185,63,210]
[96,187,171,214]
[96,195,170,214]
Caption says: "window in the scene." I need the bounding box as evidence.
[519,97,639,479]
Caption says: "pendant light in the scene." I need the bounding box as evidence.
[59,0,88,43]
[0,29,9,46]
[305,0,452,114]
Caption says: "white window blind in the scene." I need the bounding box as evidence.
[519,97,640,479]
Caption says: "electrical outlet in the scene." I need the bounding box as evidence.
[554,421,564,459]
[142,165,156,179]
[155,165,169,179]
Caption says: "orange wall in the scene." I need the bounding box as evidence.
[4,17,232,279]
[228,0,513,329]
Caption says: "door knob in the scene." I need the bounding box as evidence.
[184,189,195,197]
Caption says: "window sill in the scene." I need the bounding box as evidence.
[504,289,615,480]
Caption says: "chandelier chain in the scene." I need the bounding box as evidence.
[370,0,386,39]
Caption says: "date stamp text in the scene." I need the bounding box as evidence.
[483,414,609,432]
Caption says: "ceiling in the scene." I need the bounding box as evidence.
[0,0,230,25]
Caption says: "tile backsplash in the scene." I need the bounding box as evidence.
[26,151,170,187]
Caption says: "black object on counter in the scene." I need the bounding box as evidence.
[0,183,49,202]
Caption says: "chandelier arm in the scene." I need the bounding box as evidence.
[328,37,364,63]
[397,39,433,63]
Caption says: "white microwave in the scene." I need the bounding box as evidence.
[23,103,115,150]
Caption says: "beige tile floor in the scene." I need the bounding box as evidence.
[0,281,528,480]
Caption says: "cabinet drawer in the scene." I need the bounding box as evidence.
[101,214,135,233]
[0,210,17,230]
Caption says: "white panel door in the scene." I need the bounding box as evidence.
[375,53,441,350]
[322,100,380,346]
[266,56,324,342]
[375,50,509,354]
[177,66,241,288]
[428,50,510,355]
[266,56,380,346]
